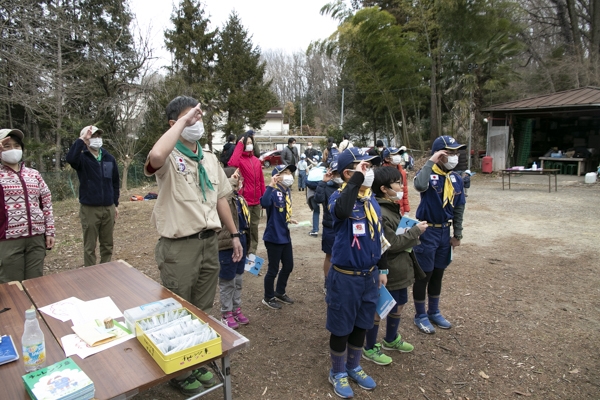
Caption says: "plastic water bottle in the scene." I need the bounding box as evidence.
[22,309,46,372]
[532,162,537,171]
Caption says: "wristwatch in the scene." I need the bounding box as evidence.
[379,269,389,275]
[453,234,463,240]
[230,232,242,238]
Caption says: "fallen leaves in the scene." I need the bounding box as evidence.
[479,371,489,379]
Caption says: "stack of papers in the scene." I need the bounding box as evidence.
[0,334,19,365]
[22,357,94,400]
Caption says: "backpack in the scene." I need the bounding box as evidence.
[326,147,339,164]
[220,144,234,166]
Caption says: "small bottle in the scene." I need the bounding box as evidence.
[532,162,537,171]
[22,309,46,372]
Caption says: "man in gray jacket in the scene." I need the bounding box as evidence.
[281,137,299,167]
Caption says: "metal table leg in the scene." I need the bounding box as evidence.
[222,356,232,400]
[502,172,505,190]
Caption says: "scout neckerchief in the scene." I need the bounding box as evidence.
[237,193,250,227]
[95,149,102,162]
[432,164,455,208]
[277,183,292,222]
[339,183,381,241]
[175,140,214,201]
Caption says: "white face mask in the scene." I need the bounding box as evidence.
[332,177,343,185]
[245,144,254,152]
[307,146,312,149]
[281,175,294,187]
[391,155,402,165]
[1,149,23,164]
[181,121,205,142]
[362,169,375,188]
[443,155,459,170]
[377,147,383,152]
[387,189,404,201]
[89,138,103,150]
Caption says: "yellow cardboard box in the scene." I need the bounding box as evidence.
[135,308,222,374]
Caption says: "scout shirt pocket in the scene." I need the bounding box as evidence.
[173,156,200,202]
[102,162,113,179]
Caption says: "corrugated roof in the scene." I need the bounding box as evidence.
[482,86,600,112]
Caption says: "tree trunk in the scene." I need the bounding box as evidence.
[55,26,64,171]
[122,158,132,192]
[430,51,440,143]
[591,0,600,62]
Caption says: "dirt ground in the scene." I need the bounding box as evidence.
[44,169,600,400]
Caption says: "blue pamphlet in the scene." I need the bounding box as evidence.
[396,215,419,235]
[0,334,19,365]
[244,254,264,276]
[376,286,397,319]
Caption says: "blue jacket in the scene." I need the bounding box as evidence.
[314,180,339,229]
[260,185,291,244]
[66,139,120,207]
[328,174,382,270]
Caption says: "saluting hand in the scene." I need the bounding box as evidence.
[0,137,10,153]
[430,150,447,164]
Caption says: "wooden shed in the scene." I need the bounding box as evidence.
[481,87,600,173]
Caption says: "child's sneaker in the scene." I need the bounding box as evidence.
[168,376,203,395]
[382,334,414,352]
[428,311,452,329]
[262,297,282,309]
[346,365,376,390]
[328,370,353,398]
[221,312,239,330]
[274,292,294,304]
[192,367,216,387]
[414,313,436,334]
[233,308,249,325]
[362,343,392,365]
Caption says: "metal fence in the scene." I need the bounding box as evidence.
[40,161,155,202]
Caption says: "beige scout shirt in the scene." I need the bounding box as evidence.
[145,147,232,238]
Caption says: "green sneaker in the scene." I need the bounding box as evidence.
[382,334,414,353]
[362,343,392,365]
[192,367,216,387]
[168,376,204,395]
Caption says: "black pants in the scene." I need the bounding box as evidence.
[412,268,445,301]
[263,241,294,299]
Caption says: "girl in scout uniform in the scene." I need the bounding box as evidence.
[412,136,466,334]
[325,147,387,399]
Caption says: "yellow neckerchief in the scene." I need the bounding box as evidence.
[339,183,381,240]
[432,164,455,208]
[237,193,250,227]
[277,184,292,222]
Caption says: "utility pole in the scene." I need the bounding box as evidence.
[468,90,473,170]
[340,88,345,128]
[300,103,303,135]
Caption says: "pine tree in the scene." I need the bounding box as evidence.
[214,11,278,136]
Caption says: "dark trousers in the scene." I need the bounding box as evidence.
[263,241,294,299]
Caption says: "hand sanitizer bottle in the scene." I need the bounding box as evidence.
[532,162,537,171]
[22,309,46,372]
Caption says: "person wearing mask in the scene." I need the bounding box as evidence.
[305,142,318,162]
[323,137,339,165]
[66,125,120,267]
[297,154,308,191]
[0,129,55,283]
[144,95,242,395]
[368,140,385,159]
[281,137,299,167]
[381,147,410,216]
[412,136,466,335]
[398,146,410,169]
[227,133,266,256]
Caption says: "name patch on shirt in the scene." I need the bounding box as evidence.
[353,222,366,236]
[450,175,457,183]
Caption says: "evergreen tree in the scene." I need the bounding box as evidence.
[214,11,278,136]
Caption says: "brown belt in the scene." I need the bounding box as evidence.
[171,230,215,240]
[333,265,375,277]
[427,222,452,228]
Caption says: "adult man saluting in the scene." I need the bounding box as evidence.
[66,126,120,267]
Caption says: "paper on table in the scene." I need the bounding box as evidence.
[62,320,134,359]
[38,297,85,322]
[71,320,118,347]
[71,296,123,326]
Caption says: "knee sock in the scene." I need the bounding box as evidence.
[385,315,401,342]
[428,296,440,315]
[414,300,426,316]
[330,349,346,374]
[364,321,380,350]
[346,344,363,370]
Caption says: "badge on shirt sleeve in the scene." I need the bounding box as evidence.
[450,175,457,183]
[430,174,439,184]
[353,222,366,237]
[176,157,187,172]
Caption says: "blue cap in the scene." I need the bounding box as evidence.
[272,164,297,176]
[431,136,465,154]
[382,147,400,159]
[329,161,338,172]
[337,147,380,173]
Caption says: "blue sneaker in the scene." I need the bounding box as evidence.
[346,365,376,390]
[428,311,452,329]
[328,370,354,398]
[414,314,436,334]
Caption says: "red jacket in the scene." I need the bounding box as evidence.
[382,161,410,215]
[227,141,265,206]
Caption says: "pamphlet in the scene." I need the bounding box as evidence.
[22,357,94,400]
[71,318,131,348]
[376,286,397,319]
[396,215,419,235]
[244,254,264,276]
[0,334,19,366]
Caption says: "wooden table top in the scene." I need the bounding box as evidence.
[0,281,66,400]
[502,169,559,173]
[22,260,249,400]
[538,157,585,161]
